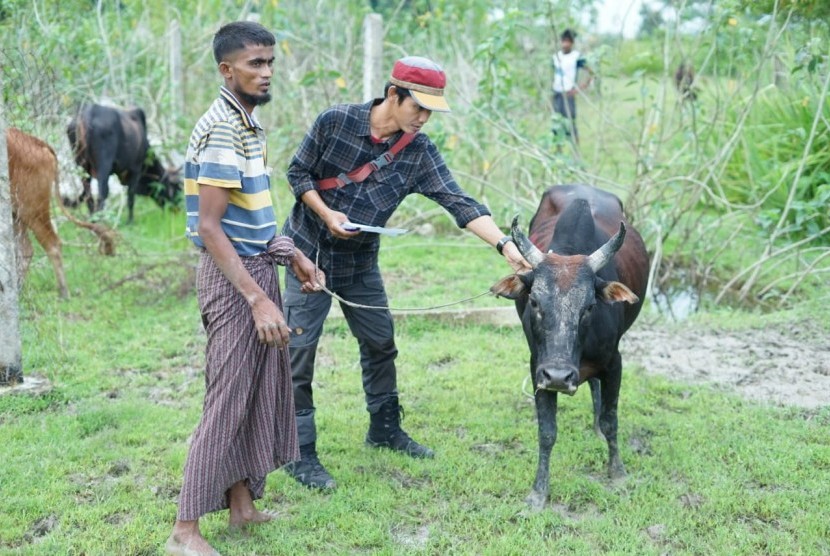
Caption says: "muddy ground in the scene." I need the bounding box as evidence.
[621,316,830,410]
[389,307,830,410]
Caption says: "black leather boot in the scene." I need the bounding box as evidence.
[366,396,434,459]
[284,442,337,490]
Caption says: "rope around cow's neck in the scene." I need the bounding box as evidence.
[311,246,493,312]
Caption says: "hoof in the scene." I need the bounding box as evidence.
[608,464,627,481]
[525,490,547,512]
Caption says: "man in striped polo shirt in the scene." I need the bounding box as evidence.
[167,21,322,556]
[281,56,530,491]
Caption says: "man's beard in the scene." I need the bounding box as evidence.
[237,89,272,107]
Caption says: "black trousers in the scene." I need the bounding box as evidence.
[553,91,579,142]
[283,266,398,446]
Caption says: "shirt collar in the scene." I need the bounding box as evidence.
[219,86,262,130]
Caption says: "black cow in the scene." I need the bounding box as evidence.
[67,103,182,223]
[491,185,649,510]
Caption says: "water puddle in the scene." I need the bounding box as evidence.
[648,277,772,320]
[648,283,700,321]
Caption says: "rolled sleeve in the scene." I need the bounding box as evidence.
[286,114,330,199]
[286,158,319,199]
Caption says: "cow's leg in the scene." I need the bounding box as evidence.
[26,213,68,299]
[527,387,558,511]
[589,377,605,439]
[126,176,139,224]
[81,176,94,214]
[13,218,33,281]
[93,156,115,213]
[598,352,625,479]
[96,179,110,212]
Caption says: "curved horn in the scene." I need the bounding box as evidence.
[510,215,545,268]
[586,222,626,272]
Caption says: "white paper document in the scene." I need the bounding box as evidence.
[341,222,408,237]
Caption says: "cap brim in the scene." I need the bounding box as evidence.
[410,90,451,113]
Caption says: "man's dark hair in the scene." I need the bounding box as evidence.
[383,82,411,105]
[213,21,275,64]
[561,28,576,42]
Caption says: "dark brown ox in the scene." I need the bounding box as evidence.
[491,185,649,510]
[67,103,182,223]
[675,62,697,102]
[8,128,115,298]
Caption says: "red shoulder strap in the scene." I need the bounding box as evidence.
[317,132,417,191]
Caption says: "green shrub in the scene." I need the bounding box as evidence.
[720,83,830,238]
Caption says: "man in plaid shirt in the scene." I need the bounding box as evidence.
[282,56,529,490]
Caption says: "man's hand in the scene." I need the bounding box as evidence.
[292,249,325,293]
[503,241,532,273]
[323,210,361,239]
[299,190,360,240]
[250,295,291,348]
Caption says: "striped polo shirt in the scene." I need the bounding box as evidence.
[184,87,276,256]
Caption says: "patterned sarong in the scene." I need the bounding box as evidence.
[177,239,299,520]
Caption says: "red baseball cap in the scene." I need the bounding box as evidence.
[389,56,451,113]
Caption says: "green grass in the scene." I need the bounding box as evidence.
[3,200,830,554]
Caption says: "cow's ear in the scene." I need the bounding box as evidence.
[491,272,532,300]
[596,279,639,304]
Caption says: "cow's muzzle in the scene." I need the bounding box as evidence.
[535,365,579,395]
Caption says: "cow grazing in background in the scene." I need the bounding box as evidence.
[491,185,649,510]
[675,62,697,102]
[8,128,116,298]
[66,103,182,223]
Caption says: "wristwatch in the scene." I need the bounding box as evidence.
[496,236,514,255]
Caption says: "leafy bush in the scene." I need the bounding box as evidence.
[720,81,830,239]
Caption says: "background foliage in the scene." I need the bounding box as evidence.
[3,0,827,309]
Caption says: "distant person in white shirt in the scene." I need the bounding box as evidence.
[552,28,593,146]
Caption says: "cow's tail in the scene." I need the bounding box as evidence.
[51,157,117,256]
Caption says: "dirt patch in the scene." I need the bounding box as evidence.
[551,501,602,522]
[23,514,58,542]
[627,427,655,456]
[620,319,830,409]
[390,524,430,550]
[0,375,52,397]
[110,366,202,408]
[470,438,525,456]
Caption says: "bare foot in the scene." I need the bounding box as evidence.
[165,532,220,556]
[228,508,280,530]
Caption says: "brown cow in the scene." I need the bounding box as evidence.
[7,128,115,298]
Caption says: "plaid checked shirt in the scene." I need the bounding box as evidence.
[282,99,490,288]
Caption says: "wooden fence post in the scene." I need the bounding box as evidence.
[363,13,383,102]
[170,19,184,124]
[0,72,23,385]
